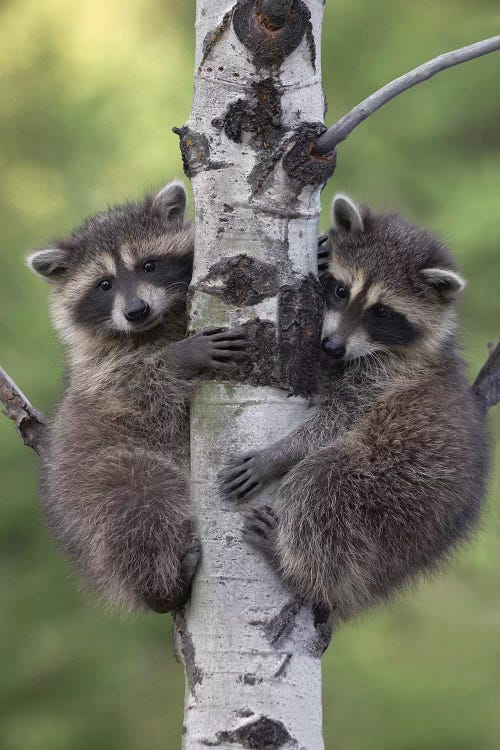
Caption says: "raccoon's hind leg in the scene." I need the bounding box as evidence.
[49,445,196,612]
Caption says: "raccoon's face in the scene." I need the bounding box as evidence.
[321,195,466,363]
[27,182,193,342]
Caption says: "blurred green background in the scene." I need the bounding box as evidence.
[0,1,499,748]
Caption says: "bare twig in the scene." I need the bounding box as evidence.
[0,366,47,456]
[313,35,500,155]
[258,0,294,28]
[472,342,500,413]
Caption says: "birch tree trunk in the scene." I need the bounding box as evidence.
[173,1,336,747]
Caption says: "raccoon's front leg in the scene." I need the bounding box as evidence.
[168,326,247,377]
[218,433,307,502]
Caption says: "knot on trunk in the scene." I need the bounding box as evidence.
[233,0,313,69]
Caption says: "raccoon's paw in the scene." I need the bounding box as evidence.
[218,448,277,502]
[243,505,279,567]
[180,537,202,586]
[185,326,248,373]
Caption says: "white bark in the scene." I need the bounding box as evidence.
[174,1,329,747]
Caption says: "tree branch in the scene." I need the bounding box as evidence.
[472,342,500,413]
[258,0,294,28]
[0,366,47,456]
[313,35,500,155]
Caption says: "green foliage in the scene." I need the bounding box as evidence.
[0,1,498,747]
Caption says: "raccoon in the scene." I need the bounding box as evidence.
[219,195,490,622]
[28,181,247,612]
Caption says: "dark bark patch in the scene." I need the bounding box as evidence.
[273,653,292,678]
[173,126,230,178]
[236,708,255,718]
[238,672,264,685]
[237,319,278,387]
[233,0,311,69]
[217,78,284,147]
[310,603,333,657]
[305,21,316,70]
[258,0,294,30]
[264,598,302,645]
[196,276,322,397]
[278,273,323,396]
[174,610,204,694]
[249,139,289,197]
[199,7,234,69]
[217,716,297,749]
[283,122,337,186]
[198,254,279,306]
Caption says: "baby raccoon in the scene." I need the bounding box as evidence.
[220,195,490,622]
[28,181,246,612]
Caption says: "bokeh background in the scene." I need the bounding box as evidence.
[0,1,499,748]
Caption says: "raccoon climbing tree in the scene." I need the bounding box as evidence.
[0,3,500,749]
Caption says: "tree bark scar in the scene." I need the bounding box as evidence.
[283,122,337,186]
[198,254,280,306]
[278,274,323,396]
[199,7,235,70]
[264,598,302,645]
[213,78,290,196]
[174,609,204,694]
[214,78,284,147]
[215,716,298,749]
[173,126,230,178]
[195,273,322,396]
[233,0,312,70]
[238,319,278,387]
[273,653,292,678]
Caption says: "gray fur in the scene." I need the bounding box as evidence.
[31,183,247,612]
[221,197,490,624]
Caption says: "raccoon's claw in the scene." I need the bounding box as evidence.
[218,451,272,502]
[318,233,330,275]
[199,326,248,371]
[180,326,248,374]
[180,537,202,585]
[243,506,279,563]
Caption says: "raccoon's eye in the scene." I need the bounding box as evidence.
[372,304,388,318]
[335,283,349,300]
[143,260,157,273]
[98,279,113,291]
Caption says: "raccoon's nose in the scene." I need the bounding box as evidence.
[124,298,150,322]
[322,335,346,360]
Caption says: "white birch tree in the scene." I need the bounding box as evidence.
[173,2,332,746]
[1,3,499,749]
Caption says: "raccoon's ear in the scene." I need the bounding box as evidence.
[420,268,466,302]
[152,181,187,225]
[331,194,364,234]
[26,248,71,280]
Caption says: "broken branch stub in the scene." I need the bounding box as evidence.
[0,366,47,456]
